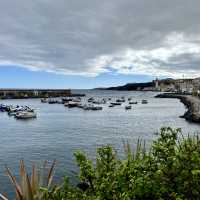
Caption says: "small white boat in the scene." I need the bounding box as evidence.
[83,105,103,111]
[72,98,81,103]
[67,102,80,108]
[15,111,37,119]
[93,99,106,104]
[8,106,26,116]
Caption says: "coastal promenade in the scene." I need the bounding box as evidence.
[155,93,200,123]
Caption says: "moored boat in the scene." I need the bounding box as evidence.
[116,99,125,103]
[142,99,148,104]
[41,98,48,103]
[129,101,138,105]
[111,102,122,106]
[83,104,103,111]
[67,102,80,108]
[0,104,8,112]
[125,105,132,110]
[91,106,103,111]
[15,111,37,119]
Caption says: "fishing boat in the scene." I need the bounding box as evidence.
[83,104,103,111]
[72,97,82,103]
[93,99,106,104]
[24,106,34,112]
[15,111,37,119]
[41,98,48,103]
[142,99,148,104]
[91,106,103,111]
[0,104,8,112]
[116,99,125,103]
[111,102,122,106]
[125,105,132,110]
[8,106,25,116]
[67,102,80,108]
[62,98,73,103]
[129,101,138,105]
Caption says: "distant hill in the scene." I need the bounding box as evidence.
[105,81,154,91]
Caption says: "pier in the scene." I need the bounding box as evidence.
[155,93,200,123]
[0,88,72,99]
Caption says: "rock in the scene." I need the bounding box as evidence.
[77,181,90,191]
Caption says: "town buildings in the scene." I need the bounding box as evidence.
[153,78,200,94]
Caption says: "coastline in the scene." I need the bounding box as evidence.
[155,93,200,123]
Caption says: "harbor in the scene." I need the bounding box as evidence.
[0,93,149,120]
[0,90,200,196]
[43,96,147,111]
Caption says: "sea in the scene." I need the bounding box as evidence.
[0,90,199,197]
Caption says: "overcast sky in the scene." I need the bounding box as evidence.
[0,0,200,87]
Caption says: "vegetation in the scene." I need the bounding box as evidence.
[1,160,56,200]
[2,127,200,199]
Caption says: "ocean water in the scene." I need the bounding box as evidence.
[0,90,200,197]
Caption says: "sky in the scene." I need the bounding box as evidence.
[0,0,200,89]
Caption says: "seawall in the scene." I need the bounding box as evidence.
[0,89,72,99]
[155,93,200,123]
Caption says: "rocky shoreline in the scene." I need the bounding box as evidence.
[155,93,200,123]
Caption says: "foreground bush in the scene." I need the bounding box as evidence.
[3,127,200,199]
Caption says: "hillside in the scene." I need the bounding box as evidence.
[106,81,154,91]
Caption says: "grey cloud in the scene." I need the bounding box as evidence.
[0,0,200,77]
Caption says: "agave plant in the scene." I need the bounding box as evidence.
[0,193,8,200]
[2,160,56,200]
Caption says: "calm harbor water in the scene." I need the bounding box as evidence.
[0,90,200,197]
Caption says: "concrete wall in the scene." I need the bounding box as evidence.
[0,89,71,99]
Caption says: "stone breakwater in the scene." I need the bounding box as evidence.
[155,93,200,123]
